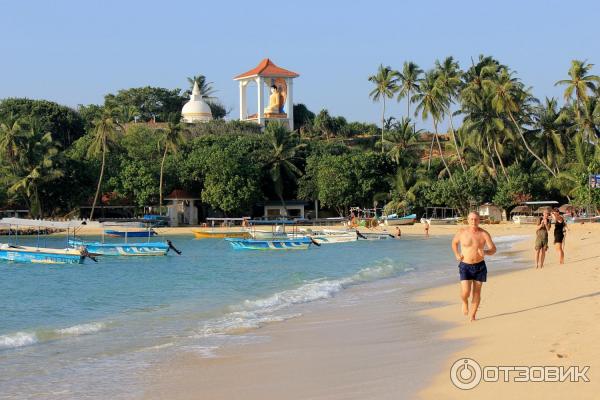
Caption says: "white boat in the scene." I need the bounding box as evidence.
[511,215,539,224]
[303,229,357,244]
[356,231,395,240]
[383,213,417,226]
[420,217,459,225]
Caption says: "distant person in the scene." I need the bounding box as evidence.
[395,227,401,238]
[451,212,497,322]
[424,221,430,238]
[535,211,551,269]
[552,209,568,264]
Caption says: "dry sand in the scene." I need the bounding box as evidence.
[140,222,600,400]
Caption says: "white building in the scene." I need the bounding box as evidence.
[181,81,213,123]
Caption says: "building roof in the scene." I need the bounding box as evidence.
[165,189,199,200]
[234,58,299,80]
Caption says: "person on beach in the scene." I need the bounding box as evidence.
[535,211,551,269]
[451,212,497,322]
[551,209,568,264]
[424,221,430,238]
[395,227,402,238]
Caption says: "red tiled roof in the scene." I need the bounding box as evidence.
[165,189,199,200]
[234,58,299,79]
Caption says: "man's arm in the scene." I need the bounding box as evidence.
[452,231,463,261]
[483,230,497,256]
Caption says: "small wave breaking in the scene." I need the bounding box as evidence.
[0,321,109,350]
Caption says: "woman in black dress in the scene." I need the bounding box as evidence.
[552,209,568,264]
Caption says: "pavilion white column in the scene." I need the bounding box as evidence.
[239,80,248,120]
[256,77,264,125]
[286,78,294,130]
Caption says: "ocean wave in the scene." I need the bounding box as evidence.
[197,260,411,337]
[55,322,107,337]
[0,332,38,349]
[493,235,531,245]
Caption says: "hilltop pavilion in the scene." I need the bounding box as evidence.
[234,59,299,130]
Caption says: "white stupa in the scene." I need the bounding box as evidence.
[181,81,212,123]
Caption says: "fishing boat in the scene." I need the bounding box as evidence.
[0,218,92,264]
[303,228,357,244]
[226,220,316,250]
[511,201,558,224]
[356,231,395,240]
[192,217,250,239]
[225,237,313,250]
[383,213,417,226]
[421,207,460,225]
[67,239,174,256]
[105,229,157,238]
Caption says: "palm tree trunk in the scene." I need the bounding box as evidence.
[493,142,510,182]
[381,97,386,154]
[89,139,106,221]
[159,145,168,216]
[448,117,466,171]
[508,111,557,177]
[427,134,435,170]
[485,138,497,177]
[407,89,411,118]
[434,121,453,179]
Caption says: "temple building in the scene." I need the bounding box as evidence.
[181,81,213,123]
[234,58,299,130]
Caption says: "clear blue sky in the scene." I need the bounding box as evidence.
[2,0,600,128]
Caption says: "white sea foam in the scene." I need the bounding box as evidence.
[56,322,107,337]
[197,260,410,337]
[493,234,531,245]
[0,331,38,349]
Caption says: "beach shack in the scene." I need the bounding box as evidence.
[165,190,199,226]
[478,203,505,222]
[261,200,307,219]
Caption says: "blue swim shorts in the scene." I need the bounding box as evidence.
[459,260,487,282]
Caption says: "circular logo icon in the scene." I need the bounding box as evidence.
[450,358,482,390]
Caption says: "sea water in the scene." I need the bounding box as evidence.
[0,233,527,399]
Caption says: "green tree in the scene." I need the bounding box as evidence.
[396,61,422,117]
[104,87,184,122]
[158,122,185,213]
[380,117,422,165]
[368,65,398,153]
[555,60,600,119]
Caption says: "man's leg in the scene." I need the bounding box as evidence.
[470,281,483,321]
[460,280,472,316]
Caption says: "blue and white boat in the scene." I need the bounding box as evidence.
[225,237,313,250]
[68,239,170,256]
[0,218,89,264]
[104,229,157,238]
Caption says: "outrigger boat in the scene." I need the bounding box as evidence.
[225,220,317,250]
[302,228,358,244]
[420,207,460,225]
[192,218,250,239]
[69,219,181,257]
[0,218,95,264]
[383,213,417,226]
[105,229,157,238]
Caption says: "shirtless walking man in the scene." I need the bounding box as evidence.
[451,212,497,321]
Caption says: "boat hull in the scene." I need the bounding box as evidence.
[512,215,539,225]
[225,237,312,250]
[104,230,157,238]
[191,229,249,239]
[384,214,416,226]
[421,218,458,225]
[0,245,84,264]
[69,239,168,256]
[357,232,394,240]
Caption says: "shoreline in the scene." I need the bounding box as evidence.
[140,224,539,399]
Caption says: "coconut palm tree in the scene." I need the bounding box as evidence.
[555,60,600,118]
[413,70,452,177]
[369,65,399,153]
[158,122,184,214]
[396,61,422,117]
[435,56,466,171]
[530,98,570,175]
[489,69,556,177]
[263,122,305,212]
[0,118,26,167]
[380,117,422,165]
[88,113,120,220]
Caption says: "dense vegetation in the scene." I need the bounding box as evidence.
[1,58,599,219]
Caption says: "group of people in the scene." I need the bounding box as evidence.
[534,209,568,268]
[451,208,570,322]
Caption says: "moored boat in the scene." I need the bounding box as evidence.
[304,229,357,244]
[384,213,417,226]
[192,217,250,239]
[225,237,313,250]
[68,239,170,256]
[105,229,157,238]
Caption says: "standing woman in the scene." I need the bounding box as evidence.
[552,209,568,264]
[535,211,551,269]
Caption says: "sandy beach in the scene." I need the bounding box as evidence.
[139,222,600,399]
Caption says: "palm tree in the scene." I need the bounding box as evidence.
[313,109,337,142]
[555,60,600,118]
[263,122,305,212]
[380,117,422,164]
[186,75,216,98]
[369,65,399,153]
[530,98,570,174]
[396,61,422,117]
[158,122,184,214]
[489,69,557,177]
[0,118,26,167]
[435,56,466,171]
[413,70,452,177]
[87,114,120,220]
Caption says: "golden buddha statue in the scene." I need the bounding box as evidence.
[264,85,282,114]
